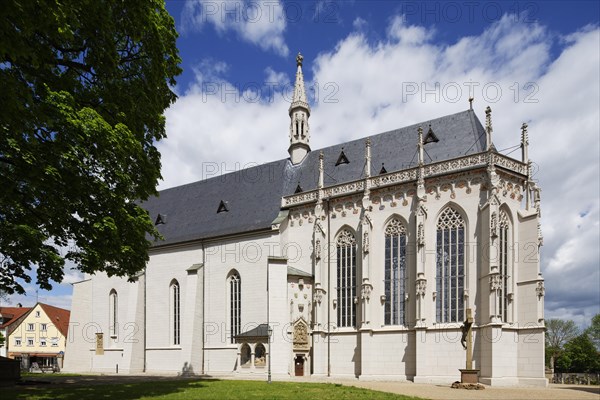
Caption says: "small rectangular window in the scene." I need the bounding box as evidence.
[27,338,34,346]
[41,323,47,331]
[15,338,22,346]
[51,337,59,347]
[35,311,41,317]
[27,323,34,331]
[40,338,47,347]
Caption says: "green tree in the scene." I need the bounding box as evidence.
[560,334,600,373]
[554,352,571,373]
[0,331,5,348]
[545,319,579,372]
[0,1,181,294]
[586,314,600,350]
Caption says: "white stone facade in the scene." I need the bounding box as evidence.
[64,58,546,386]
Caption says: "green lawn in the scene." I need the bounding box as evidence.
[5,378,426,400]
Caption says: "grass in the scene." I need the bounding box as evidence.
[20,372,84,378]
[4,378,426,400]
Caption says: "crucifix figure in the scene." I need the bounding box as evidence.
[461,308,474,370]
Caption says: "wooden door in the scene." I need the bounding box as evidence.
[294,355,304,376]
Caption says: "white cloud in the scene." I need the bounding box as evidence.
[182,0,289,56]
[264,66,290,87]
[387,15,434,45]
[161,16,600,326]
[352,17,367,31]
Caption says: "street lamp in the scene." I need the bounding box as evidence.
[267,325,273,384]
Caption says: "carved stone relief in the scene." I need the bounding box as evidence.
[489,274,502,291]
[490,211,498,238]
[417,222,425,247]
[535,281,545,298]
[416,279,427,297]
[293,320,310,351]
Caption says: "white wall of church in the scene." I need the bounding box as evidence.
[202,232,280,373]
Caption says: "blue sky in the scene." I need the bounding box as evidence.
[6,1,599,329]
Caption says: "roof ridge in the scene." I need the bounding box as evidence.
[155,158,288,194]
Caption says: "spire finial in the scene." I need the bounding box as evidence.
[417,126,425,199]
[521,122,528,142]
[417,126,424,165]
[288,52,310,164]
[485,106,493,151]
[318,150,324,188]
[365,138,372,178]
[469,96,474,110]
[521,122,529,164]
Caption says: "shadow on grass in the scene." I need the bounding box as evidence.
[5,377,423,400]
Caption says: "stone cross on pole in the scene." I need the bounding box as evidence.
[459,307,479,384]
[464,308,473,369]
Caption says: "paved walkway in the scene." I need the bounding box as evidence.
[217,374,600,400]
[343,381,600,400]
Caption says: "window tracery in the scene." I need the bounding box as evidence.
[436,207,465,323]
[336,229,356,328]
[384,218,407,326]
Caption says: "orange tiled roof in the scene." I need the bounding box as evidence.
[0,306,32,329]
[39,303,71,338]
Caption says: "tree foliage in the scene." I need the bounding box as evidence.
[545,319,579,371]
[556,334,600,373]
[0,331,5,348]
[586,314,600,350]
[0,0,181,294]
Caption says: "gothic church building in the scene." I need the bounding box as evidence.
[65,54,547,386]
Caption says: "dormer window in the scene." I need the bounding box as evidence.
[424,124,439,144]
[217,200,229,213]
[155,214,167,225]
[295,184,303,194]
[335,149,350,166]
[379,163,387,174]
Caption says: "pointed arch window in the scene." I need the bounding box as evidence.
[171,280,181,345]
[436,207,465,323]
[336,229,356,328]
[384,218,407,326]
[498,210,511,322]
[109,289,118,338]
[229,271,241,343]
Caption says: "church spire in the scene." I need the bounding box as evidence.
[288,52,311,164]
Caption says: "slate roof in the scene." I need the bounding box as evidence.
[143,109,487,247]
[282,109,486,197]
[234,323,270,339]
[288,266,313,278]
